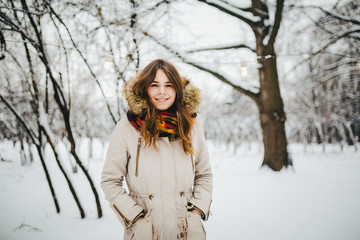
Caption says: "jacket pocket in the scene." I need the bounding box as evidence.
[131,214,153,240]
[186,211,206,240]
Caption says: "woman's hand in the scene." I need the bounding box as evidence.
[134,217,144,223]
[190,208,202,216]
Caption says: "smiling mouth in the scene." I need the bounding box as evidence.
[155,98,169,102]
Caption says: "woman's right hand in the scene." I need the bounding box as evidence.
[134,217,144,223]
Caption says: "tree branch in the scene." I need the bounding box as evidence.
[0,93,38,145]
[186,61,260,103]
[0,28,5,60]
[197,0,256,27]
[218,0,252,12]
[283,27,360,80]
[266,0,284,48]
[43,0,117,124]
[300,5,360,25]
[303,9,360,41]
[144,32,260,103]
[306,27,360,62]
[186,43,256,53]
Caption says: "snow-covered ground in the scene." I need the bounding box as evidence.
[1,140,359,240]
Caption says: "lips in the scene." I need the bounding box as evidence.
[155,98,169,102]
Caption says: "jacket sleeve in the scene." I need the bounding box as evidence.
[188,121,213,221]
[101,120,144,228]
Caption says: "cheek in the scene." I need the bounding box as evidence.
[147,88,154,98]
[170,89,176,99]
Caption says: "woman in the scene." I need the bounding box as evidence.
[101,59,213,240]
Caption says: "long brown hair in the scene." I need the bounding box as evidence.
[132,59,194,155]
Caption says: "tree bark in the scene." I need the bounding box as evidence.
[257,49,290,170]
[36,145,61,213]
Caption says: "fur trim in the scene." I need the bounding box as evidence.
[123,75,201,115]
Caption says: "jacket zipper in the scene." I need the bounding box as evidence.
[135,137,141,177]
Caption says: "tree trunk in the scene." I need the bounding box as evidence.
[36,145,61,213]
[258,49,291,171]
[43,129,85,218]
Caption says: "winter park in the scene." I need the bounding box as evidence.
[1,0,360,240]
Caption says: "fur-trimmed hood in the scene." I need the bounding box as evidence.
[123,75,201,115]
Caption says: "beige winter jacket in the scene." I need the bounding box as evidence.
[101,76,213,240]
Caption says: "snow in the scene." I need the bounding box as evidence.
[1,140,360,240]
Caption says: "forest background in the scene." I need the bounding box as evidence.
[0,0,359,239]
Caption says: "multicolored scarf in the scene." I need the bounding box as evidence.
[127,110,197,139]
[127,110,179,138]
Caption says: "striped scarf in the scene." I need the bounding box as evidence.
[127,110,178,138]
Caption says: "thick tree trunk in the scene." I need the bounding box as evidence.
[258,49,291,171]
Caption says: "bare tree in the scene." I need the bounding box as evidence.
[1,0,175,217]
[0,0,101,218]
[286,0,360,151]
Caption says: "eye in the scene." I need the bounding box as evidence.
[166,84,173,88]
[150,83,158,87]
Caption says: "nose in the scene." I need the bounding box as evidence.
[158,85,166,94]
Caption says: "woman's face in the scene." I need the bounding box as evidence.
[147,69,176,111]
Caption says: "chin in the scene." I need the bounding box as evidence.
[157,106,170,111]
[154,102,173,111]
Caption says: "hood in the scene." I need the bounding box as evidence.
[123,75,201,115]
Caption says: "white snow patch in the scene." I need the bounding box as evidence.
[0,141,359,240]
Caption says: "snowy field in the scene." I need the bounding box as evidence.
[1,140,360,240]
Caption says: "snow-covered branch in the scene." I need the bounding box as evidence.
[300,5,360,25]
[300,58,359,81]
[144,31,260,103]
[196,0,259,27]
[308,27,360,61]
[265,0,284,48]
[0,93,39,145]
[186,43,256,53]
[218,0,252,13]
[43,0,117,124]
